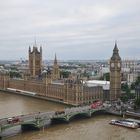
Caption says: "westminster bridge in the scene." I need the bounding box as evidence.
[0,106,140,137]
[0,105,124,138]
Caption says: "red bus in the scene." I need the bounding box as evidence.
[90,101,103,109]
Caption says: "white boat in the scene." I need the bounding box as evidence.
[110,119,139,129]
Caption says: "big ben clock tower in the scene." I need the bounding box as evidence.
[110,42,122,100]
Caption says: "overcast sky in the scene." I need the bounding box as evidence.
[0,0,140,60]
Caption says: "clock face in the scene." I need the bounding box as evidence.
[118,62,121,68]
[111,63,114,68]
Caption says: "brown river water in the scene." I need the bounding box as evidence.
[0,91,140,140]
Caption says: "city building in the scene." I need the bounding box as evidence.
[0,43,123,105]
[122,59,137,85]
[29,45,42,77]
[135,85,140,99]
[110,42,122,100]
[0,47,107,106]
[52,54,60,80]
[84,80,110,100]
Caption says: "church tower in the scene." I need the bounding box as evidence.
[52,54,60,80]
[110,42,122,100]
[29,44,42,77]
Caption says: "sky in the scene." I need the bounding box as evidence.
[0,0,140,60]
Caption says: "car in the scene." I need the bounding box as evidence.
[12,117,20,123]
[7,117,20,124]
[55,110,65,115]
[7,118,13,123]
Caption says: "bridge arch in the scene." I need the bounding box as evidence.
[51,117,70,123]
[52,112,91,123]
[21,123,40,131]
[90,109,106,116]
[68,112,91,121]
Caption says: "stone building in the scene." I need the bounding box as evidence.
[85,80,110,100]
[110,42,122,100]
[52,54,60,80]
[0,71,9,89]
[135,85,140,99]
[29,45,42,77]
[122,59,137,85]
[0,43,123,105]
[0,72,104,106]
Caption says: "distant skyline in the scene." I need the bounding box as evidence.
[0,0,140,60]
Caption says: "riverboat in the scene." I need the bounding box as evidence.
[110,119,139,129]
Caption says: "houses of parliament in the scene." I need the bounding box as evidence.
[0,43,122,105]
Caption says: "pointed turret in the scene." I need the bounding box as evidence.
[29,46,31,53]
[52,53,60,80]
[54,53,57,65]
[111,42,121,60]
[40,46,42,54]
[34,37,37,47]
[28,43,42,77]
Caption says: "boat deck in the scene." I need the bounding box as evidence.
[125,118,140,126]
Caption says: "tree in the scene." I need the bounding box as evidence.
[131,76,140,89]
[121,83,129,91]
[120,94,128,102]
[60,70,71,78]
[136,76,140,84]
[82,70,90,78]
[134,98,140,108]
[120,83,135,102]
[131,82,135,90]
[103,73,110,81]
[100,73,110,81]
[9,71,22,78]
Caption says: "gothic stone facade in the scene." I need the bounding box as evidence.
[0,74,104,106]
[29,46,42,77]
[110,43,122,100]
[52,54,60,80]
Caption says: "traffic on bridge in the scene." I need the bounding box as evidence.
[0,100,125,138]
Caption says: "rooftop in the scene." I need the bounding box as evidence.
[84,80,110,90]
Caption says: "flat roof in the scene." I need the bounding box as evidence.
[85,80,110,85]
[84,80,110,90]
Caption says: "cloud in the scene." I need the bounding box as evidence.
[0,0,140,60]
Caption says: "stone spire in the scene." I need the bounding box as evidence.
[52,53,60,80]
[34,37,37,47]
[29,42,42,77]
[111,42,121,60]
[40,46,42,54]
[29,46,31,53]
[54,53,57,65]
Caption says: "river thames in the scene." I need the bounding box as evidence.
[0,91,140,140]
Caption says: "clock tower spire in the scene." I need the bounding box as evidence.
[110,42,122,100]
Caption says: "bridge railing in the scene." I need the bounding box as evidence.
[0,111,56,128]
[53,106,94,118]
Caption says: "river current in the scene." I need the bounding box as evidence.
[0,91,140,140]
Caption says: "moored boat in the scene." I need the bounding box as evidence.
[110,119,139,129]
